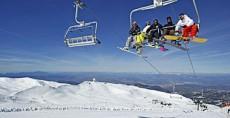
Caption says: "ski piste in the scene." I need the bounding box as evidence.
[117,47,147,58]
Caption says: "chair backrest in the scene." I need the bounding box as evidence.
[64,21,97,47]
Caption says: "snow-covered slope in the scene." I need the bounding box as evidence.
[0,77,65,96]
[0,77,191,107]
[0,77,227,118]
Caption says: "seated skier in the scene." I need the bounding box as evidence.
[163,16,180,46]
[175,13,199,41]
[144,21,153,45]
[124,21,153,54]
[163,16,175,35]
[143,21,152,37]
[135,21,152,54]
[145,19,167,51]
[149,19,163,48]
[123,21,141,50]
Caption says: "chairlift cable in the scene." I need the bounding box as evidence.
[185,44,197,77]
[142,57,161,74]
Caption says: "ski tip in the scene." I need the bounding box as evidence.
[117,46,124,50]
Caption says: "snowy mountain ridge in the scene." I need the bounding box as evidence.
[0,77,66,96]
[0,77,227,118]
[0,77,192,106]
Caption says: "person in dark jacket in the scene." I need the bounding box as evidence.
[163,16,181,46]
[163,16,175,35]
[148,19,163,47]
[123,21,141,50]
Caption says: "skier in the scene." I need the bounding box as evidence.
[123,21,141,50]
[175,13,199,40]
[163,16,180,46]
[143,21,152,35]
[149,19,163,48]
[135,21,152,54]
[163,16,175,35]
[141,21,152,44]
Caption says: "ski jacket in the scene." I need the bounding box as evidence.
[142,25,151,34]
[150,23,163,32]
[175,15,194,31]
[164,22,175,30]
[150,23,163,37]
[129,26,141,36]
[152,23,163,29]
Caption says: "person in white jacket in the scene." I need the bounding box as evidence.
[175,13,198,39]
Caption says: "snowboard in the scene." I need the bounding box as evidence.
[164,35,208,43]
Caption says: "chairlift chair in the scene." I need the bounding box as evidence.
[64,0,98,47]
[128,0,201,75]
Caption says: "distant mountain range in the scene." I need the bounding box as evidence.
[1,72,230,86]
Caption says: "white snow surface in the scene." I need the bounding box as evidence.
[0,77,227,118]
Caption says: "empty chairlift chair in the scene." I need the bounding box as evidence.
[64,0,99,47]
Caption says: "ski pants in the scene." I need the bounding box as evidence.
[125,33,146,48]
[136,32,146,45]
[183,24,198,37]
[125,35,136,48]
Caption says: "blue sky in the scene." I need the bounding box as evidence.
[0,0,230,74]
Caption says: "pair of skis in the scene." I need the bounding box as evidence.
[117,47,148,58]
[117,44,167,58]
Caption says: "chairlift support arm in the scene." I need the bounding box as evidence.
[74,2,84,25]
[192,0,200,24]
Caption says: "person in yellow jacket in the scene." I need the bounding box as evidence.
[135,32,146,45]
[123,21,141,50]
[135,21,151,54]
